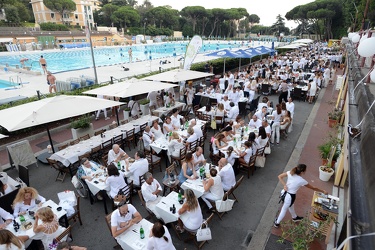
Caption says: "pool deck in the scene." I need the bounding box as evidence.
[0,53,220,99]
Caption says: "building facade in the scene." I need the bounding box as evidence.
[30,0,98,28]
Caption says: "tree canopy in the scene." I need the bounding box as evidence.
[43,0,76,24]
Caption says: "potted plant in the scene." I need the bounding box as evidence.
[278,213,336,250]
[317,135,341,166]
[319,163,335,182]
[139,99,150,116]
[328,108,343,128]
[123,106,130,120]
[70,115,94,139]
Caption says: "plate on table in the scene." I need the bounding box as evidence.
[128,158,135,163]
[21,221,33,230]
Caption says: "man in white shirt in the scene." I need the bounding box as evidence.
[226,102,239,122]
[107,144,128,165]
[0,207,13,229]
[171,108,184,129]
[185,127,198,148]
[221,95,231,111]
[128,99,140,118]
[262,120,272,138]
[218,158,236,191]
[219,75,225,91]
[286,97,295,118]
[142,126,154,151]
[141,172,162,214]
[323,67,330,87]
[254,106,267,121]
[126,151,148,187]
[111,203,142,237]
[248,115,262,128]
[228,71,235,88]
[190,120,203,138]
[193,147,205,170]
[147,91,158,107]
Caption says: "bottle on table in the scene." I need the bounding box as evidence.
[140,226,145,239]
[117,161,121,170]
[19,215,25,223]
[172,204,176,214]
[199,166,205,180]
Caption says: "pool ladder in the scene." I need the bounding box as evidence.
[9,75,23,88]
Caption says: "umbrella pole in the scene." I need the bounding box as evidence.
[115,108,120,126]
[239,58,241,72]
[223,58,226,75]
[47,127,55,153]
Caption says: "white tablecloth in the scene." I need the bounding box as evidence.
[50,115,160,167]
[180,178,205,198]
[85,168,109,196]
[155,191,186,224]
[116,219,153,250]
[153,102,186,117]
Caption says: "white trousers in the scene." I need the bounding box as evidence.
[276,192,297,224]
[96,109,107,119]
[271,122,280,143]
[201,192,220,209]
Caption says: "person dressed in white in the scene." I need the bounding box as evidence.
[286,97,295,118]
[147,91,158,108]
[125,151,148,187]
[274,164,328,227]
[105,164,127,199]
[0,207,13,229]
[175,189,203,233]
[110,203,142,237]
[270,104,283,145]
[142,126,154,151]
[217,158,236,191]
[323,66,330,87]
[185,83,195,106]
[170,108,184,130]
[0,229,27,250]
[141,172,162,214]
[12,187,46,217]
[254,106,267,121]
[95,95,109,120]
[307,79,318,104]
[249,80,257,102]
[167,132,185,162]
[185,127,198,149]
[219,75,226,92]
[189,120,203,138]
[107,144,128,165]
[220,95,231,111]
[163,116,174,135]
[201,168,224,210]
[128,99,140,118]
[192,147,205,170]
[147,222,176,250]
[248,115,262,128]
[150,120,164,140]
[225,102,239,122]
[223,146,239,167]
[255,127,269,148]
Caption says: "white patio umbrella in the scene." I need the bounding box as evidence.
[83,79,177,98]
[0,95,122,153]
[143,69,214,82]
[0,134,8,139]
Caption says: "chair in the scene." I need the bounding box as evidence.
[189,139,198,153]
[101,154,109,167]
[94,129,106,136]
[101,139,113,155]
[193,105,200,116]
[261,84,270,95]
[120,119,129,125]
[239,155,257,178]
[78,152,91,162]
[171,146,187,168]
[18,165,30,187]
[162,163,180,196]
[208,189,232,220]
[198,136,205,154]
[133,175,146,191]
[149,105,156,115]
[132,115,139,120]
[293,87,303,101]
[184,213,214,249]
[146,153,162,174]
[214,116,224,131]
[238,102,247,117]
[46,158,71,182]
[249,95,260,113]
[229,175,244,203]
[79,134,90,141]
[105,212,120,247]
[137,190,155,220]
[70,138,80,146]
[111,181,133,210]
[0,188,20,213]
[91,145,102,163]
[58,143,69,151]
[109,123,118,130]
[124,128,136,151]
[67,194,83,226]
[54,225,72,243]
[201,114,211,123]
[113,134,123,149]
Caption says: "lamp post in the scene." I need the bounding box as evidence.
[85,10,98,84]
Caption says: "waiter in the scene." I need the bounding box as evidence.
[278,80,288,104]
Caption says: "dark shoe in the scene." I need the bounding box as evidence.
[274,219,280,228]
[292,216,303,222]
[96,194,103,201]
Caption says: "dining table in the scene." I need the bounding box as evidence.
[115,218,153,250]
[152,102,186,117]
[154,191,187,224]
[50,115,160,170]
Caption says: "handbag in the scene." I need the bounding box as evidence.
[196,221,212,242]
[215,199,235,212]
[57,190,77,206]
[265,145,271,154]
[255,155,266,168]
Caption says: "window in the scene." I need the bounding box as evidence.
[75,14,78,19]
[88,6,91,11]
[89,15,92,19]
[84,6,87,11]
[63,14,69,19]
[50,13,55,19]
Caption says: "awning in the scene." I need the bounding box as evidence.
[0,38,13,43]
[56,37,73,40]
[15,37,36,40]
[143,69,214,83]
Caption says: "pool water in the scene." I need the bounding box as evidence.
[0,79,14,89]
[0,40,267,73]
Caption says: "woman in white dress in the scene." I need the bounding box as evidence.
[185,83,194,106]
[176,189,203,233]
[33,207,66,250]
[270,104,283,145]
[167,132,185,162]
[307,78,317,104]
[0,230,28,250]
[150,120,164,140]
[147,222,176,250]
[105,164,127,199]
[163,117,174,135]
[249,80,257,102]
[13,187,46,217]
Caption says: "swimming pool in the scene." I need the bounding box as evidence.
[0,40,269,73]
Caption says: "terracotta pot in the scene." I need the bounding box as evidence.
[328,119,338,128]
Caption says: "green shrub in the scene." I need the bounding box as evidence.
[40,22,69,31]
[71,115,91,129]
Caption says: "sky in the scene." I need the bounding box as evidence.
[148,0,315,29]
